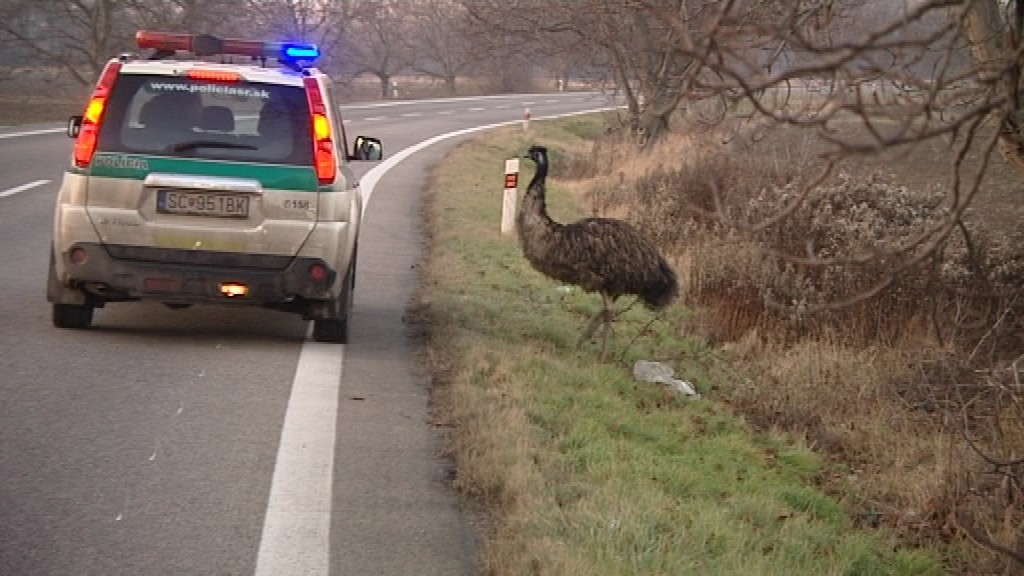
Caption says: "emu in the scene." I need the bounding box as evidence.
[517,145,678,355]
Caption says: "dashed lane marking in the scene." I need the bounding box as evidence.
[0,179,50,198]
[0,128,63,139]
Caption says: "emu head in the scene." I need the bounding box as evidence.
[524,145,548,166]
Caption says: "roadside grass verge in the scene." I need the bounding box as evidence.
[416,118,944,575]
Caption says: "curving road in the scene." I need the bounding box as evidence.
[0,92,615,576]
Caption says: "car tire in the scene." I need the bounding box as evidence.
[48,245,95,329]
[312,316,348,343]
[53,303,94,329]
[311,252,356,344]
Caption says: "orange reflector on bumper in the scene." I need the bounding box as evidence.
[219,282,249,298]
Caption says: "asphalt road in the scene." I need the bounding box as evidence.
[0,92,615,576]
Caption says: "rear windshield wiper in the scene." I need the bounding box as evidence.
[169,140,258,153]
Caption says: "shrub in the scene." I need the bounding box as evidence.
[562,120,1024,572]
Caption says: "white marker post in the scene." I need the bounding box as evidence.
[501,158,519,235]
[523,107,531,131]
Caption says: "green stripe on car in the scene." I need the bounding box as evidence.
[88,153,319,191]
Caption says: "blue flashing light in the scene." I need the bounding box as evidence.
[282,43,320,61]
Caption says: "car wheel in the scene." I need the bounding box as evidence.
[312,316,348,343]
[53,303,94,329]
[311,255,355,344]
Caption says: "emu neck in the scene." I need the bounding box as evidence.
[523,159,557,227]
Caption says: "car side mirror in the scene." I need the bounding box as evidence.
[67,115,83,138]
[351,136,383,161]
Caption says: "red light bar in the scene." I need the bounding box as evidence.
[220,38,267,59]
[136,31,192,53]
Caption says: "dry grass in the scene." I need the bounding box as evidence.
[419,120,946,575]
[561,120,1024,573]
[415,113,1015,569]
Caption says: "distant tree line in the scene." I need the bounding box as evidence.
[0,0,551,99]
[3,1,1023,161]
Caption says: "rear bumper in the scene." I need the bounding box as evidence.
[50,242,338,308]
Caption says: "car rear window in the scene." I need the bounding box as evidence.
[97,74,313,166]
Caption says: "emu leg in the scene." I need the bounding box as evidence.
[577,308,604,348]
[577,294,616,358]
[597,294,616,359]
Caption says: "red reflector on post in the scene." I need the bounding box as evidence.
[500,158,520,235]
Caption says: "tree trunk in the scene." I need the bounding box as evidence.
[961,0,1024,176]
[637,107,671,145]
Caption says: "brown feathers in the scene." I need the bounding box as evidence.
[517,145,678,310]
[516,145,678,355]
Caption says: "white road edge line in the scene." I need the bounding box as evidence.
[254,103,620,576]
[339,91,599,110]
[358,105,620,213]
[0,179,50,198]
[254,329,344,576]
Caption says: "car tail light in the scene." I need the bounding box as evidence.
[303,77,336,186]
[73,60,121,168]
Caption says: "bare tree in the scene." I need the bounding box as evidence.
[127,0,245,34]
[345,0,414,99]
[617,1,1021,303]
[961,0,1024,177]
[461,0,720,143]
[405,0,475,96]
[623,1,1023,568]
[0,0,135,86]
[246,0,347,43]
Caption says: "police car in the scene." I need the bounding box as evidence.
[47,31,382,343]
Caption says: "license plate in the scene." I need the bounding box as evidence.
[157,190,250,218]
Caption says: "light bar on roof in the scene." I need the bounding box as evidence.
[136,31,190,53]
[136,31,319,63]
[283,44,320,60]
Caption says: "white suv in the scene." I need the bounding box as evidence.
[47,31,381,343]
